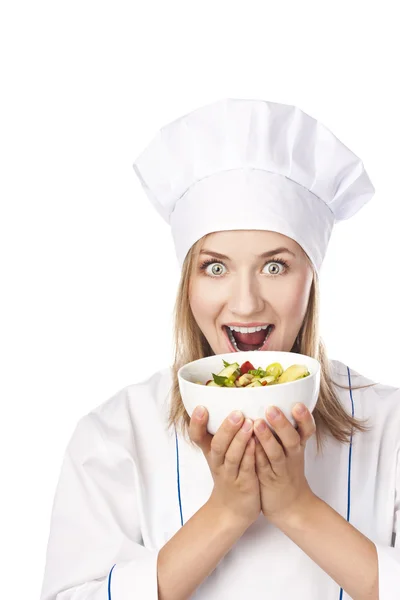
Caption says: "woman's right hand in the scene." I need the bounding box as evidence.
[189,406,261,528]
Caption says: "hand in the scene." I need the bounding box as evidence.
[189,406,261,528]
[253,403,316,525]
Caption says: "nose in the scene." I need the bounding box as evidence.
[227,272,265,316]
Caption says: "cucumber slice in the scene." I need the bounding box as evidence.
[224,379,236,387]
[246,380,262,388]
[216,362,240,379]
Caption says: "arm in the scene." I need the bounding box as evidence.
[271,494,378,600]
[40,411,252,600]
[157,500,251,600]
[39,415,160,600]
[253,401,400,599]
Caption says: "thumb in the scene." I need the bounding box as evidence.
[189,406,213,454]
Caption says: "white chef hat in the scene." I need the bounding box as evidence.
[132,98,375,274]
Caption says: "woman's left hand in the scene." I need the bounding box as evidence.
[253,403,316,525]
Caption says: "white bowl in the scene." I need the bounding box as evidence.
[178,350,320,435]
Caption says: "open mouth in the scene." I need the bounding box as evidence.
[223,325,274,352]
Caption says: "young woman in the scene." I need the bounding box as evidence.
[40,99,400,600]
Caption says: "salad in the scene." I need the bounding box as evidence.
[195,359,310,387]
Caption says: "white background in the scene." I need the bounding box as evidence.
[1,1,399,597]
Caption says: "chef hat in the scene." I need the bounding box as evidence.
[132,98,375,274]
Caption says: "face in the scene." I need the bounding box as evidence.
[188,230,313,355]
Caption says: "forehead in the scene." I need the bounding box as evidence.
[198,230,302,258]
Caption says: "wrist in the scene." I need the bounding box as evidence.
[205,498,257,534]
[268,490,320,531]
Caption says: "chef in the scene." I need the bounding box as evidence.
[39,98,400,600]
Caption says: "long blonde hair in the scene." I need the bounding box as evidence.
[167,235,375,455]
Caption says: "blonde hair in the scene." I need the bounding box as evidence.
[167,235,375,455]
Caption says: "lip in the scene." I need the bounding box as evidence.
[224,322,273,328]
[223,324,275,352]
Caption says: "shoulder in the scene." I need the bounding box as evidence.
[328,357,400,420]
[328,358,399,395]
[89,365,172,418]
[328,358,377,387]
[69,366,174,459]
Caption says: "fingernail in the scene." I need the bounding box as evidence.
[229,411,243,424]
[256,419,267,432]
[241,418,253,431]
[267,406,279,420]
[294,403,307,415]
[194,406,205,419]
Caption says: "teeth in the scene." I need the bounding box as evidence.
[226,325,273,352]
[227,327,239,350]
[229,324,270,333]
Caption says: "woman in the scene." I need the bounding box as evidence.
[39,99,400,599]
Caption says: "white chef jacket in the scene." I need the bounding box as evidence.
[39,359,400,600]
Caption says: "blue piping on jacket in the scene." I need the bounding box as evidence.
[108,563,116,600]
[339,366,354,600]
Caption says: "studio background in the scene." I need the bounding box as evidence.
[1,1,399,598]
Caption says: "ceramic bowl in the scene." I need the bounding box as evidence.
[178,350,320,434]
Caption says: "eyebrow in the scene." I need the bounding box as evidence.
[199,247,296,260]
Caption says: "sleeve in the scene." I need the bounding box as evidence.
[39,414,160,600]
[374,444,400,599]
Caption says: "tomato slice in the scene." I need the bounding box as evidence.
[205,379,212,385]
[240,361,255,375]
